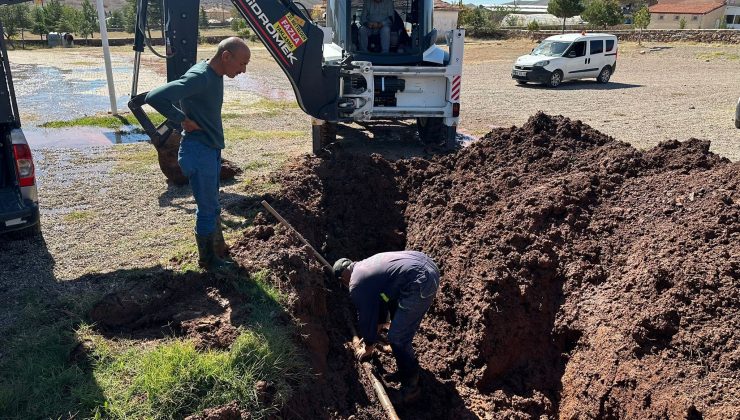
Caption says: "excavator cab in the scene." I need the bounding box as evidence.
[328,0,436,65]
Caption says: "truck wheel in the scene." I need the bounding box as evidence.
[735,118,740,129]
[547,70,563,88]
[312,121,337,154]
[417,117,444,145]
[597,66,612,83]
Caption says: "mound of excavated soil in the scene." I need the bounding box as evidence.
[229,113,739,419]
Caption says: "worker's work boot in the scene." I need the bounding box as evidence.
[397,370,421,404]
[213,217,230,260]
[195,232,234,273]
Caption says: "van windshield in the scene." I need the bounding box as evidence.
[532,41,571,57]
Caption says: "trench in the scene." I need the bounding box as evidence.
[87,112,740,418]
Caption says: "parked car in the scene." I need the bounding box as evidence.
[735,97,740,129]
[0,18,40,239]
[512,33,618,88]
[0,128,39,238]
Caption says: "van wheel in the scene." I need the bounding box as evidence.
[547,70,563,88]
[597,66,612,83]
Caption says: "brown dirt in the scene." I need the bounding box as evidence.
[228,112,739,419]
[87,112,740,418]
[89,272,246,351]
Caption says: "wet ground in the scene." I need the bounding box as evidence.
[10,54,293,149]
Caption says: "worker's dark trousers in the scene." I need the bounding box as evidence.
[388,259,440,385]
[178,137,221,236]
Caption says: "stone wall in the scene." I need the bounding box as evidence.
[502,29,740,44]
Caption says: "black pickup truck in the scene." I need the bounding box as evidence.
[0,17,39,238]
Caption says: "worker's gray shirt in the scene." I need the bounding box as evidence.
[145,61,225,150]
[361,0,394,26]
[349,251,438,345]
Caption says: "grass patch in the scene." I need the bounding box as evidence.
[225,128,305,143]
[114,145,158,174]
[0,290,105,419]
[251,98,298,116]
[84,271,303,419]
[64,210,94,222]
[41,113,166,130]
[1,269,305,419]
[696,51,740,61]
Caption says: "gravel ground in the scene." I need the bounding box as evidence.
[1,39,739,339]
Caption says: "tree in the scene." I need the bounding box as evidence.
[633,6,650,45]
[0,4,31,46]
[582,0,624,29]
[123,0,136,33]
[30,6,47,40]
[108,9,125,32]
[548,0,585,33]
[679,16,686,29]
[57,6,82,34]
[43,0,64,31]
[79,0,98,41]
[199,6,209,29]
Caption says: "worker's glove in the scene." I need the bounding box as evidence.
[355,343,376,362]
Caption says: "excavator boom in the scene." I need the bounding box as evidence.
[131,0,340,121]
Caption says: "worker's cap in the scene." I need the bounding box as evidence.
[332,258,353,279]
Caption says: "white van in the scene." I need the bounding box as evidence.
[512,33,618,88]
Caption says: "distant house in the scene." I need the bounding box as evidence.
[434,0,461,40]
[726,0,740,29]
[648,0,726,29]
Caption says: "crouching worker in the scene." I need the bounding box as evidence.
[333,251,440,404]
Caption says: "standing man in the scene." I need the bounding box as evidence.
[145,37,251,272]
[359,0,395,53]
[333,251,440,403]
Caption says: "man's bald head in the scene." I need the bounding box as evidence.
[212,37,251,78]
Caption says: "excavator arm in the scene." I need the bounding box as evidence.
[129,0,340,123]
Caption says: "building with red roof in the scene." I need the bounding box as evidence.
[648,0,727,29]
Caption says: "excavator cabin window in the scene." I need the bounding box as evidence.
[327,0,434,57]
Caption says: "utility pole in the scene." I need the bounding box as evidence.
[96,0,118,114]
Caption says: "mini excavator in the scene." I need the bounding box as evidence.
[128,0,465,182]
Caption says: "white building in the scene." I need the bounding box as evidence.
[726,0,740,29]
[434,0,462,41]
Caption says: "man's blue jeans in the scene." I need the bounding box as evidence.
[388,259,440,382]
[178,137,221,236]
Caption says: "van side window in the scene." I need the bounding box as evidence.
[568,41,586,58]
[590,40,604,55]
[606,39,615,52]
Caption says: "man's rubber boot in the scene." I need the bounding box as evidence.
[398,370,421,404]
[195,232,234,273]
[213,217,230,260]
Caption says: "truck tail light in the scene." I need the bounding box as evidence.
[453,102,460,117]
[13,144,35,187]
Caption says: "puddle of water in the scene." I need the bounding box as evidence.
[11,63,132,124]
[456,128,479,148]
[24,126,150,149]
[11,62,294,125]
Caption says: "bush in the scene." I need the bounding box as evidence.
[527,20,540,31]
